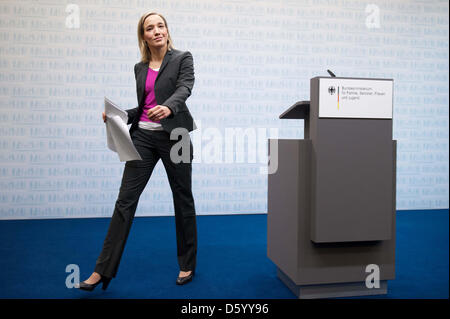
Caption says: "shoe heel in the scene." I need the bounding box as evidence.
[102,277,112,290]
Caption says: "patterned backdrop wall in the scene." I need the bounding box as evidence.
[0,0,448,219]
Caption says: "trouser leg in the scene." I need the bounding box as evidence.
[94,129,159,278]
[159,133,197,272]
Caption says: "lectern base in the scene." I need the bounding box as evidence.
[277,268,387,299]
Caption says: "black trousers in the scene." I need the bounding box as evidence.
[94,127,197,278]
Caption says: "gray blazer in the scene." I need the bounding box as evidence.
[126,49,197,134]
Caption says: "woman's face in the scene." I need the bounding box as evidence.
[143,14,168,50]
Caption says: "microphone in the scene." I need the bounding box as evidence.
[327,69,336,77]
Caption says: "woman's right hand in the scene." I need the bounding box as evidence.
[102,112,106,123]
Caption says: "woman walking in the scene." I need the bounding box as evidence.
[77,11,197,291]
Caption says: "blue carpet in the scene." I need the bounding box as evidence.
[0,210,448,299]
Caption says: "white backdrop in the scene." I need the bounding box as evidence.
[0,0,448,219]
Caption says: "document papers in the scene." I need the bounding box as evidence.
[104,97,142,162]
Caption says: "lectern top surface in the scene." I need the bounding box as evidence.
[279,101,310,119]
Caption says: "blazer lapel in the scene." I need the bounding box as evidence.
[156,49,173,82]
[136,62,148,107]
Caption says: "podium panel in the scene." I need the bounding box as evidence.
[311,119,394,242]
[309,77,395,243]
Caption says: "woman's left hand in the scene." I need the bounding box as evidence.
[147,105,172,121]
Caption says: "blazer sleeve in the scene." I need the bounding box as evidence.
[162,51,195,116]
[125,63,140,124]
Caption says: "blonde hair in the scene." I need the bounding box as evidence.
[137,12,174,63]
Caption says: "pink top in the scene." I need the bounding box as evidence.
[139,68,159,123]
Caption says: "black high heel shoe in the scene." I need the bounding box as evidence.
[77,275,112,291]
[176,270,195,285]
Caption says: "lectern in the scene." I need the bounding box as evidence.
[267,77,396,298]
